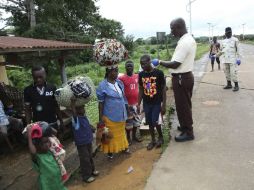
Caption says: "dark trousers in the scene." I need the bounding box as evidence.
[143,102,162,141]
[172,72,194,136]
[77,143,95,180]
[143,103,161,127]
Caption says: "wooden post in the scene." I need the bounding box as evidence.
[0,56,9,84]
[58,53,67,84]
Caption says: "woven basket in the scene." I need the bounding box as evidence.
[0,84,24,112]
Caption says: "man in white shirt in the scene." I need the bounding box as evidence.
[220,27,240,91]
[157,18,196,142]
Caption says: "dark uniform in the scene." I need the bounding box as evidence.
[24,83,58,128]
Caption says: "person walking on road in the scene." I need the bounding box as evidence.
[219,27,241,91]
[209,36,221,71]
[155,18,196,142]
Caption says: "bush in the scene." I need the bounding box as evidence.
[66,63,105,86]
[159,45,165,50]
[150,48,156,54]
[7,69,32,89]
[145,45,150,51]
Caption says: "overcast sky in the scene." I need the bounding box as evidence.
[1,0,254,39]
[96,0,254,39]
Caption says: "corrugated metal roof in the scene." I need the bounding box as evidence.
[0,36,92,53]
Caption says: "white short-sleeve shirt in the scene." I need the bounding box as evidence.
[171,33,197,74]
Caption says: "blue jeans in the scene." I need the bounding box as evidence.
[143,103,161,127]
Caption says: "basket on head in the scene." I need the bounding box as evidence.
[55,76,95,107]
[93,38,128,67]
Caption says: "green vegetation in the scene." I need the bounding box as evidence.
[162,106,175,152]
[7,43,209,89]
[7,39,209,90]
[243,40,254,45]
[196,43,209,60]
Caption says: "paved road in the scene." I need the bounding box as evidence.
[145,43,254,190]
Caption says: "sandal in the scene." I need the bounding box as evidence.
[147,141,156,150]
[107,153,113,160]
[123,148,131,154]
[83,176,95,183]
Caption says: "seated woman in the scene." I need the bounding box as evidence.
[96,65,129,160]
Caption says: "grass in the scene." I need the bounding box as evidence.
[195,43,209,60]
[242,40,254,45]
[162,106,175,152]
[85,99,99,126]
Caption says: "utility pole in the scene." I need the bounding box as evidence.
[186,0,197,35]
[211,24,215,37]
[242,23,246,40]
[207,22,211,43]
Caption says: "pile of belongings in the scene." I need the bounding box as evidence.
[55,76,95,107]
[93,38,128,67]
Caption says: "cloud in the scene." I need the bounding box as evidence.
[96,0,254,38]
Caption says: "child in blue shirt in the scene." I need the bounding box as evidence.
[70,98,99,183]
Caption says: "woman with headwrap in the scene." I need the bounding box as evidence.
[96,65,129,160]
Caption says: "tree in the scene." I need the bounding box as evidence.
[0,0,127,84]
[150,36,157,45]
[28,0,36,27]
[89,18,124,40]
[0,0,125,42]
[122,34,135,55]
[135,38,145,45]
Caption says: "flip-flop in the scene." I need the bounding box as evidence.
[92,170,100,176]
[84,176,95,183]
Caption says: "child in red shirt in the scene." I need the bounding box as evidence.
[119,60,142,144]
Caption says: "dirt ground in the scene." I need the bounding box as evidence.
[66,139,162,190]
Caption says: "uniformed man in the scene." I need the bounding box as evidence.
[220,27,241,91]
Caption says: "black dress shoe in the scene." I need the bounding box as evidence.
[175,133,194,142]
[155,138,164,148]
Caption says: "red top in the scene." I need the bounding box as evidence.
[119,74,139,105]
